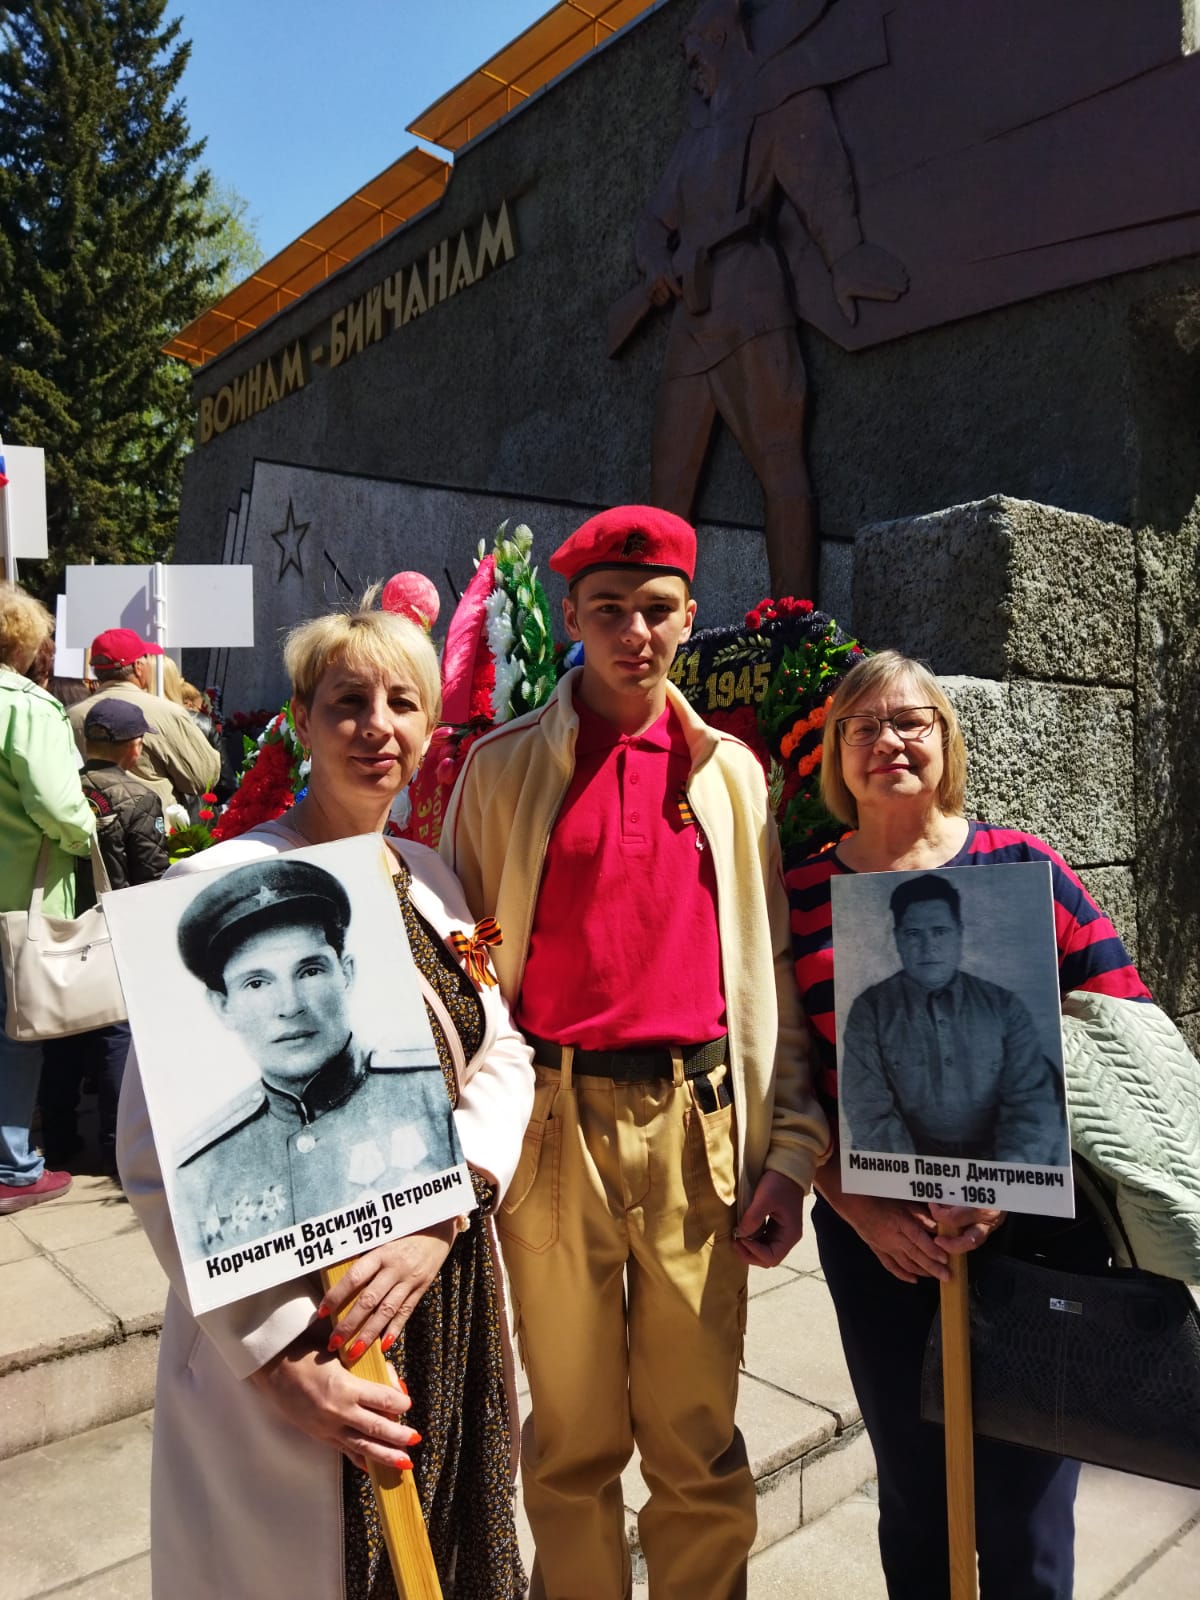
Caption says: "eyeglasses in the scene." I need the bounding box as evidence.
[836,707,939,746]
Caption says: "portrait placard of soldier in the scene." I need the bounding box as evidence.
[830,861,1073,1218]
[104,834,470,1314]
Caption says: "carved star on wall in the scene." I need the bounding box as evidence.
[270,500,309,580]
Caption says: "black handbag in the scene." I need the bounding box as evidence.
[920,1198,1200,1489]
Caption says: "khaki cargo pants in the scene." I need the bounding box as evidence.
[498,1047,754,1600]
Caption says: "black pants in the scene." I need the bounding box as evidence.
[813,1196,1105,1600]
[38,1023,131,1171]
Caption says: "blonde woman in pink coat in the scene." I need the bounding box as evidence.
[119,603,534,1599]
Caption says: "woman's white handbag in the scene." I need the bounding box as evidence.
[0,837,127,1041]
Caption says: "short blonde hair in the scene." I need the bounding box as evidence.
[160,656,185,704]
[284,603,442,725]
[819,650,967,828]
[0,581,53,673]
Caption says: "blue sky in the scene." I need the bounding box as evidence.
[167,2,561,261]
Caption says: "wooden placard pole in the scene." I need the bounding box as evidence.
[937,1225,978,1600]
[321,1260,443,1600]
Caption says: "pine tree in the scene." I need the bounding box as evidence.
[0,0,221,591]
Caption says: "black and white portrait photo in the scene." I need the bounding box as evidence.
[104,834,471,1312]
[831,861,1073,1217]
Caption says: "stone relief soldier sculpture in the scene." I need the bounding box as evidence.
[610,0,1200,601]
[612,0,908,600]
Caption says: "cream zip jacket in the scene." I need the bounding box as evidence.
[441,669,830,1207]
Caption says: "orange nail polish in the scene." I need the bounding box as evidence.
[397,1378,409,1398]
[380,1333,394,1354]
[394,1456,414,1472]
[316,1302,329,1319]
[406,1431,423,1445]
[347,1339,366,1363]
[327,1333,344,1354]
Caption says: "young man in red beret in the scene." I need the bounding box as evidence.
[442,505,828,1599]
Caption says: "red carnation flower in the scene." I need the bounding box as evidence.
[705,705,771,775]
[212,738,297,841]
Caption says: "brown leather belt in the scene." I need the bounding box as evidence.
[524,1033,727,1082]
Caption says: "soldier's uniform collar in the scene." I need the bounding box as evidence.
[262,1037,365,1125]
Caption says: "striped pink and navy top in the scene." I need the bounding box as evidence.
[786,821,1150,1109]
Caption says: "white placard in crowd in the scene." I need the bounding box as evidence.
[53,595,86,680]
[64,564,157,641]
[104,834,470,1314]
[63,563,254,649]
[831,860,1074,1219]
[2,445,49,559]
[161,564,255,647]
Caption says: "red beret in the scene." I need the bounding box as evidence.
[549,505,696,586]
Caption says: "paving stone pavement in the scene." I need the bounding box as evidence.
[2,1178,1198,1597]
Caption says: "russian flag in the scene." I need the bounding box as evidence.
[0,450,7,489]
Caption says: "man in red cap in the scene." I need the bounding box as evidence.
[69,628,219,813]
[442,505,828,1598]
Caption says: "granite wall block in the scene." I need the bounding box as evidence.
[1077,866,1138,965]
[1129,287,1200,1017]
[853,497,1134,684]
[943,677,1134,866]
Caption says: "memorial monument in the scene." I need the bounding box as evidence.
[170,0,1200,1044]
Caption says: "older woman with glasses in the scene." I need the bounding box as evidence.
[785,650,1149,1600]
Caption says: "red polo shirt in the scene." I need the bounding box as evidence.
[515,692,726,1049]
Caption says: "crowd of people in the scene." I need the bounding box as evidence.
[0,497,1186,1600]
[0,595,225,1197]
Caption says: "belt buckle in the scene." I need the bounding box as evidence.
[609,1049,659,1082]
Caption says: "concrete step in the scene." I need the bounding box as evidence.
[0,1412,153,1600]
[0,1175,162,1460]
[753,1466,1200,1600]
[7,1155,1196,1595]
[2,1180,875,1566]
[3,1412,1198,1600]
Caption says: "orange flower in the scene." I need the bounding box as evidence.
[781,695,833,757]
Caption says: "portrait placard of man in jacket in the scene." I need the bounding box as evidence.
[837,869,1070,1171]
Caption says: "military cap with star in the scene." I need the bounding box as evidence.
[177,858,351,991]
[549,505,697,587]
